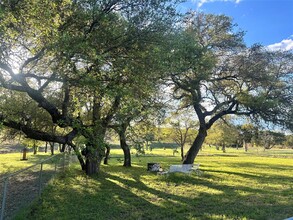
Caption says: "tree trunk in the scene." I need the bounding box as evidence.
[120,131,131,167]
[21,147,28,160]
[45,142,48,153]
[222,144,226,153]
[183,127,207,164]
[33,143,37,155]
[180,144,184,161]
[85,147,103,175]
[50,142,54,155]
[104,144,110,165]
[70,143,86,170]
[244,140,248,152]
[61,143,66,152]
[86,158,99,175]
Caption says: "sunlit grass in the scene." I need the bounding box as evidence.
[0,152,57,175]
[14,147,293,220]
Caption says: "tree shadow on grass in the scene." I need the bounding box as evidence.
[130,166,293,219]
[21,165,293,220]
[100,166,293,219]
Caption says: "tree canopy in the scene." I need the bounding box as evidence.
[169,12,293,164]
[0,0,179,174]
[0,2,292,174]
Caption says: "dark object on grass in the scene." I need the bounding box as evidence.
[147,163,161,172]
[20,147,28,161]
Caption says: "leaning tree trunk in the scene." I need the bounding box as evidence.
[119,131,131,167]
[183,127,207,164]
[69,143,86,170]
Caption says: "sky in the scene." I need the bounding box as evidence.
[179,0,293,50]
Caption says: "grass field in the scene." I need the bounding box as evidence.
[8,147,293,220]
[0,152,56,176]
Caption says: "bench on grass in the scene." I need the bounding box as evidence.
[158,164,200,175]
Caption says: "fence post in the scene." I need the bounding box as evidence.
[0,178,9,220]
[38,163,43,196]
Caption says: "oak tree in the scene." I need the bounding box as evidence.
[0,0,178,175]
[169,12,293,164]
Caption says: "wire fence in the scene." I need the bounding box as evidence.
[0,153,76,220]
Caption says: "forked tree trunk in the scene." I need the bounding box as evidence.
[120,131,131,167]
[183,127,207,164]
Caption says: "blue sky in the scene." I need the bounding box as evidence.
[179,0,293,50]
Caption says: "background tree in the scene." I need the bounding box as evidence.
[238,123,259,152]
[259,130,286,150]
[206,119,240,152]
[169,12,293,164]
[284,134,293,148]
[167,110,197,160]
[107,44,169,166]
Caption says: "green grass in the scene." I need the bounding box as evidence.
[13,148,293,220]
[0,152,56,176]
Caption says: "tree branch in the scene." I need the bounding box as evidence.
[19,48,45,72]
[1,117,77,144]
[103,95,121,126]
[62,79,70,117]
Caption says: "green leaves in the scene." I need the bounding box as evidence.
[169,12,293,131]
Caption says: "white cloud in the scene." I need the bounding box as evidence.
[192,0,242,9]
[267,37,293,51]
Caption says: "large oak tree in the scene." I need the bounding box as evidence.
[0,0,178,175]
[169,12,293,164]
